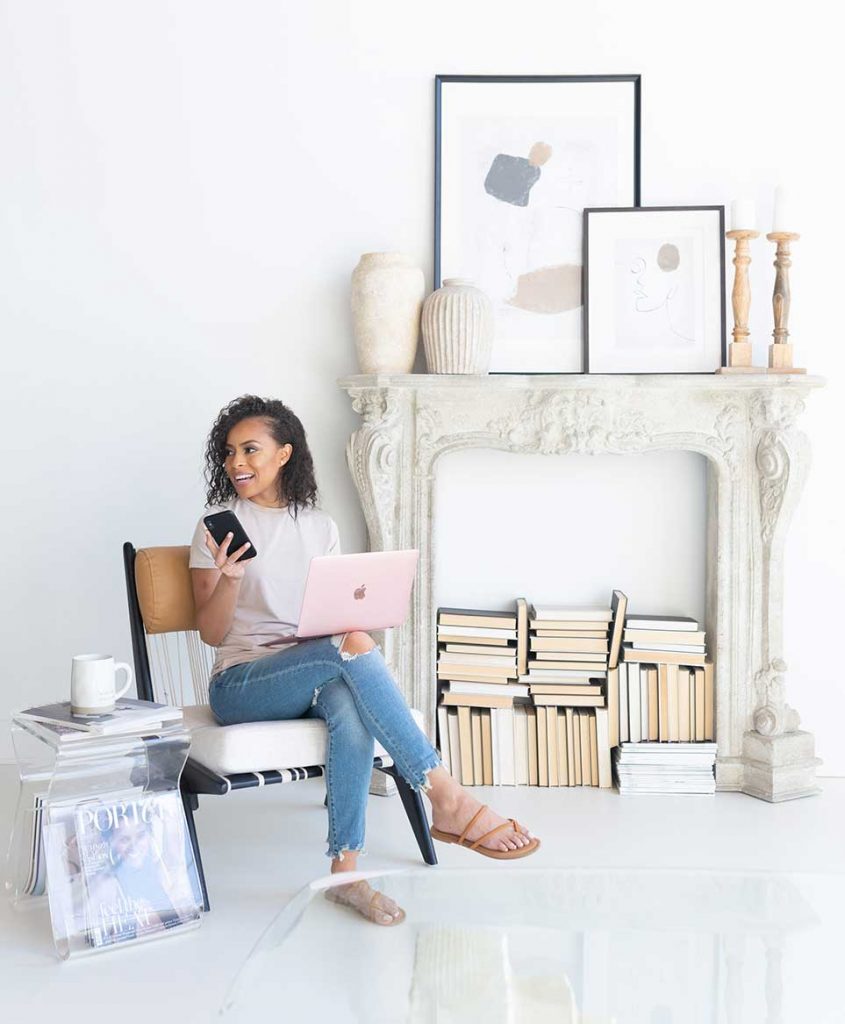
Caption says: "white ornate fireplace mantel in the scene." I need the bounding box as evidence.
[339,372,825,801]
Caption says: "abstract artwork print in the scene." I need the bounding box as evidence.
[436,77,640,373]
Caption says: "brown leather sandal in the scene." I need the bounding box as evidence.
[430,805,541,860]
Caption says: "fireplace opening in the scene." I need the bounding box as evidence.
[433,448,707,620]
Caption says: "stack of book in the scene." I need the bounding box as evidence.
[522,603,613,696]
[437,702,612,789]
[436,603,527,708]
[519,598,624,790]
[613,741,718,794]
[434,597,717,793]
[436,604,528,786]
[527,705,611,788]
[617,614,713,744]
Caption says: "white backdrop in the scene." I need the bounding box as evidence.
[1,0,842,771]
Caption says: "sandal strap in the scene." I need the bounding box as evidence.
[468,818,519,851]
[457,805,489,846]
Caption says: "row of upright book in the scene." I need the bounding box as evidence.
[437,704,612,788]
[435,594,717,793]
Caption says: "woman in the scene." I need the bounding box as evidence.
[190,395,539,926]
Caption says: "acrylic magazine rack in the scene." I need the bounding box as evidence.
[6,717,203,959]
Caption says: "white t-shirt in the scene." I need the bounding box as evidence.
[189,498,340,677]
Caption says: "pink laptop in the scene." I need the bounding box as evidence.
[295,550,419,639]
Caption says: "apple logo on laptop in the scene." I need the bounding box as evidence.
[353,584,367,600]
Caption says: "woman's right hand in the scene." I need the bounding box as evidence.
[205,530,251,580]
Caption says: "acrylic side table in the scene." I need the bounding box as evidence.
[5,716,203,958]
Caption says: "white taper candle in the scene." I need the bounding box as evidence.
[730,198,756,231]
[772,186,792,232]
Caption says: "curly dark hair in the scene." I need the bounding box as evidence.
[203,395,318,517]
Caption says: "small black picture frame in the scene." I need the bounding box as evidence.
[583,205,726,374]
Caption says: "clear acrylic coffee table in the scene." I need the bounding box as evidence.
[221,865,843,1023]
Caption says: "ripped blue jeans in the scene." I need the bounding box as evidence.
[208,636,441,860]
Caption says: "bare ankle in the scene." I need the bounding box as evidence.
[331,852,360,874]
[427,778,473,816]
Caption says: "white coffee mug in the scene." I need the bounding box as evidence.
[71,653,134,715]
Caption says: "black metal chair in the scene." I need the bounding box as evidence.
[122,541,437,911]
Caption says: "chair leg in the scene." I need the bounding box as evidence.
[181,787,211,912]
[378,765,438,866]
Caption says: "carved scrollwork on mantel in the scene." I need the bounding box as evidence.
[350,387,393,426]
[415,404,443,463]
[487,391,654,455]
[753,658,801,736]
[756,432,790,545]
[706,403,744,478]
[346,388,403,550]
[751,389,806,434]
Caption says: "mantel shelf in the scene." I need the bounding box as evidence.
[339,372,825,393]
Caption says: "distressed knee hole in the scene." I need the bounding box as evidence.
[339,632,376,661]
[311,683,327,707]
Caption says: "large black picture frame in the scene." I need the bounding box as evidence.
[435,74,642,373]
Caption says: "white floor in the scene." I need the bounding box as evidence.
[2,766,844,1023]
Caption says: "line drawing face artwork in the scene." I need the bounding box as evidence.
[613,236,698,350]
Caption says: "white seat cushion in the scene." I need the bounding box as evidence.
[181,704,428,777]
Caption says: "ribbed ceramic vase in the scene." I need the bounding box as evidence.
[351,252,425,374]
[421,278,494,374]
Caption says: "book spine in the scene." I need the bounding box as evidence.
[595,708,612,789]
[667,665,680,743]
[537,707,549,787]
[526,707,538,786]
[457,707,473,785]
[678,668,691,742]
[547,708,559,788]
[480,710,493,786]
[628,663,641,744]
[557,710,569,786]
[618,662,629,744]
[704,661,715,740]
[565,709,576,786]
[607,667,619,749]
[648,667,659,741]
[589,713,599,788]
[694,667,706,742]
[471,710,483,783]
[579,712,591,787]
[436,706,451,775]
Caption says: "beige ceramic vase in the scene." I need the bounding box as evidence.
[351,252,425,374]
[421,278,494,374]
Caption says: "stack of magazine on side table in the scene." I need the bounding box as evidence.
[17,698,183,745]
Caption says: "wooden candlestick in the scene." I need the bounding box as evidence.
[766,231,806,374]
[718,229,765,374]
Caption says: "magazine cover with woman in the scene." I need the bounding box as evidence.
[44,789,203,958]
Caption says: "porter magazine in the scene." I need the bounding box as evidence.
[44,789,202,958]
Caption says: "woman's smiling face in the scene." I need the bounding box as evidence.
[224,417,292,508]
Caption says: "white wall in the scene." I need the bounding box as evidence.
[1,1,842,770]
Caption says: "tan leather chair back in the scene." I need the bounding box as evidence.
[135,546,197,634]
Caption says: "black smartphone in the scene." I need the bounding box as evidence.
[203,510,257,561]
